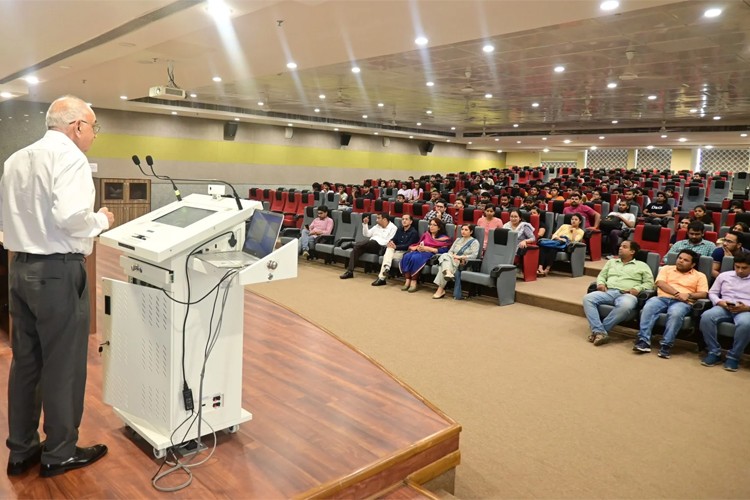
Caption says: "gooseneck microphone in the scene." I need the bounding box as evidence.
[145,155,182,202]
[145,155,244,210]
[131,155,150,177]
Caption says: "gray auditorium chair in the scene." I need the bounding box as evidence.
[279,205,316,246]
[332,212,368,266]
[313,210,356,263]
[681,186,706,212]
[322,192,341,211]
[460,228,518,306]
[707,179,730,204]
[551,213,589,277]
[732,172,748,195]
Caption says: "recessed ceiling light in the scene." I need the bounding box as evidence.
[647,95,657,100]
[590,146,598,150]
[426,110,432,114]
[0,92,12,98]
[286,62,297,70]
[497,150,503,153]
[426,81,435,87]
[23,76,39,85]
[257,101,264,106]
[611,120,618,124]
[415,36,428,46]
[741,133,748,137]
[319,94,326,99]
[362,114,368,119]
[446,139,451,143]
[705,145,714,149]
[189,93,197,98]
[334,127,339,131]
[119,95,128,100]
[234,117,240,121]
[713,116,722,120]
[599,136,605,140]
[554,65,565,73]
[704,7,722,18]
[287,123,293,127]
[661,134,668,138]
[515,140,521,144]
[206,0,232,18]
[532,102,540,107]
[483,44,495,53]
[212,76,222,82]
[495,138,500,141]
[600,1,619,11]
[542,137,547,141]
[513,124,519,128]
[451,126,456,130]
[377,102,384,107]
[563,139,572,144]
[314,108,320,113]
[351,66,361,74]
[607,82,618,89]
[409,135,414,139]
[485,93,493,98]
[171,111,177,115]
[678,137,688,142]
[646,145,655,150]
[468,141,472,145]
[543,148,550,153]
[374,132,379,135]
[690,108,698,113]
[417,122,422,126]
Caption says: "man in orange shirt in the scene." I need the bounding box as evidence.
[633,249,708,358]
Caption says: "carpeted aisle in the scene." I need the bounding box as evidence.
[247,260,750,499]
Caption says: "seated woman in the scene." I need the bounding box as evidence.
[400,218,452,292]
[336,184,350,210]
[502,209,536,255]
[528,206,547,238]
[537,213,584,276]
[669,217,691,246]
[432,224,480,299]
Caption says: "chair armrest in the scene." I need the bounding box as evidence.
[466,259,482,272]
[335,237,355,249]
[638,289,657,308]
[490,264,516,279]
[692,299,712,317]
[280,228,301,238]
[586,281,598,293]
[316,235,334,245]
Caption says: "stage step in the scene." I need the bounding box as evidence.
[378,482,440,500]
[515,274,591,318]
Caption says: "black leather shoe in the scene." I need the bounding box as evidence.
[371,278,386,286]
[40,444,108,478]
[7,444,43,476]
[339,271,354,279]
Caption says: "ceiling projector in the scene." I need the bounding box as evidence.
[148,86,186,100]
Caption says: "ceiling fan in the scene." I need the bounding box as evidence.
[333,88,351,108]
[618,50,671,82]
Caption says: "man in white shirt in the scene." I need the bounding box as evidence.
[603,200,636,257]
[340,213,397,279]
[0,95,113,477]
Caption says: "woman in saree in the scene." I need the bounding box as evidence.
[432,223,480,299]
[400,218,452,292]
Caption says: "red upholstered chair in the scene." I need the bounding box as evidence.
[675,228,717,244]
[633,223,671,259]
[281,191,301,227]
[269,190,286,212]
[352,197,371,213]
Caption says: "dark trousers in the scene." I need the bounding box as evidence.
[6,254,89,464]
[539,247,559,269]
[347,239,383,271]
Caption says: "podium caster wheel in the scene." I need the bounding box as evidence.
[153,447,167,459]
[225,425,239,434]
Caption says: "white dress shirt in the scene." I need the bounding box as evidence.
[0,130,109,255]
[363,221,398,246]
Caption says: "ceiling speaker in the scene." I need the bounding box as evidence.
[223,121,238,141]
[285,127,294,139]
[423,141,435,153]
[340,132,352,146]
[382,137,391,148]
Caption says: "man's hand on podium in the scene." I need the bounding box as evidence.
[99,207,115,227]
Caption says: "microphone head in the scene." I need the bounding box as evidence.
[131,155,141,166]
[145,155,154,166]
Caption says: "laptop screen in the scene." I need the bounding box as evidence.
[242,210,283,259]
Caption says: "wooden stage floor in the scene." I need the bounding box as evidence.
[0,245,460,498]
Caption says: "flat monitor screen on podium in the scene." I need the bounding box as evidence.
[154,206,217,228]
[243,210,284,259]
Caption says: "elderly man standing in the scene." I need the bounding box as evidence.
[0,95,113,477]
[633,250,708,358]
[582,240,654,346]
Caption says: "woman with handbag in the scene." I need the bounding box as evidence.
[536,213,584,276]
[432,224,480,299]
[399,219,452,292]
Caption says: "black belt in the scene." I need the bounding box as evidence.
[14,252,84,262]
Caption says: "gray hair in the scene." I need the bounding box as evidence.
[45,95,92,129]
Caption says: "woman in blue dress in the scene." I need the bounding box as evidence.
[400,218,452,292]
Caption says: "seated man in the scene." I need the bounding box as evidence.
[372,214,419,286]
[664,221,716,263]
[601,200,636,257]
[711,230,750,279]
[299,205,333,259]
[564,191,601,229]
[424,199,454,224]
[700,254,750,372]
[340,213,397,279]
[582,241,654,346]
[642,191,673,226]
[633,250,708,358]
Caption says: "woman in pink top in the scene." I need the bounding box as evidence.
[476,204,504,254]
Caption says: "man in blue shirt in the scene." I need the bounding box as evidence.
[710,230,750,279]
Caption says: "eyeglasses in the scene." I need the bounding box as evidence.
[70,119,100,134]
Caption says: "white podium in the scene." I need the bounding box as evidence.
[99,194,297,457]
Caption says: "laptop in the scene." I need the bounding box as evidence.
[197,210,284,268]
